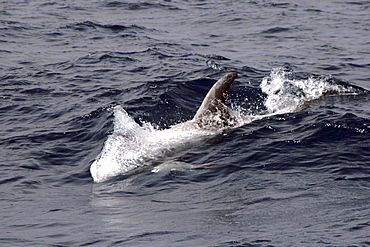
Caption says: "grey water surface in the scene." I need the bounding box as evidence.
[1,1,370,246]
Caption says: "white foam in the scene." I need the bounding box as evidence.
[260,67,345,114]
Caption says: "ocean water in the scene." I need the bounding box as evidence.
[1,1,370,246]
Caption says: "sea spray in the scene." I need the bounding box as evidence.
[91,106,209,182]
[260,67,351,114]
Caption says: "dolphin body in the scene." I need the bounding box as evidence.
[172,72,240,132]
[90,72,247,182]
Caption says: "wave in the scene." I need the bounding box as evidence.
[104,1,181,11]
[90,67,368,182]
[64,21,155,34]
[261,27,291,34]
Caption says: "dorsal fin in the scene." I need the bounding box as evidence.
[192,72,237,129]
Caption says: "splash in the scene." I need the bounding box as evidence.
[260,67,359,114]
[90,105,258,182]
[90,106,213,182]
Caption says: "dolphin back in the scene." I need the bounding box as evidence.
[192,72,238,130]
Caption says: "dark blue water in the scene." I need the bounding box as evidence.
[1,1,370,246]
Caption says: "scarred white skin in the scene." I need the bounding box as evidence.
[172,72,241,132]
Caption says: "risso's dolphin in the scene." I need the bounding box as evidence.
[172,72,240,132]
[90,72,242,183]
